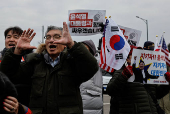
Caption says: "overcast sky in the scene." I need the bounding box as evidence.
[0,0,170,50]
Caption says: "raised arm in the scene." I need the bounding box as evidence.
[53,22,98,84]
[0,28,36,83]
[53,22,74,49]
[14,28,36,55]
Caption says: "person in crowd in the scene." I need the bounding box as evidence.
[0,26,23,62]
[80,40,103,114]
[0,26,32,106]
[107,41,170,114]
[133,58,158,83]
[0,71,32,114]
[0,22,98,114]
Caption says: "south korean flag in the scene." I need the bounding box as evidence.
[105,18,130,70]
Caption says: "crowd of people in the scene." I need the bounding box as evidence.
[107,41,170,114]
[0,23,99,114]
[0,22,170,114]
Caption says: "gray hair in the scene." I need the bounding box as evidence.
[45,26,63,36]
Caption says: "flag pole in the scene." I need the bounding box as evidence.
[160,32,165,50]
[162,31,165,37]
[154,35,158,51]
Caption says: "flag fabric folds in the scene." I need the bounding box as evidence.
[99,18,130,71]
[99,37,114,72]
[154,36,162,51]
[155,35,170,67]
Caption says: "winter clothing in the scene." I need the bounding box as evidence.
[0,71,18,114]
[165,72,170,82]
[0,42,98,114]
[122,65,133,78]
[0,48,33,60]
[0,56,32,114]
[0,48,8,59]
[143,41,155,50]
[80,40,103,114]
[0,47,32,106]
[159,91,170,114]
[107,66,170,114]
[159,71,170,114]
[19,104,33,114]
[81,40,97,56]
[80,57,103,114]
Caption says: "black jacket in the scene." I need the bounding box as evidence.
[0,48,32,106]
[0,71,18,114]
[0,42,98,114]
[107,68,169,114]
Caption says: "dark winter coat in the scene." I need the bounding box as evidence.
[0,42,98,114]
[0,71,18,114]
[0,47,32,106]
[106,68,170,114]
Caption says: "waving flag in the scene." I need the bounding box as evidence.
[155,35,170,67]
[99,19,114,72]
[99,37,114,72]
[161,37,170,66]
[105,18,130,70]
[154,35,162,51]
[154,35,160,51]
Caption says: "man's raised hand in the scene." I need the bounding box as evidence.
[53,22,74,48]
[14,28,37,55]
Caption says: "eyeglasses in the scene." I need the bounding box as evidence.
[44,34,61,41]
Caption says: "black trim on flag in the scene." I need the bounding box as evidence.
[115,53,123,60]
[106,45,110,52]
[111,26,119,32]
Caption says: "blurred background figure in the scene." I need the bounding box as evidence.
[80,40,103,114]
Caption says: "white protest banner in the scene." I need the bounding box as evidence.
[128,49,168,85]
[119,25,142,46]
[68,10,106,36]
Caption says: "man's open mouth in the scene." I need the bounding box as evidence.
[49,45,56,49]
[9,44,15,47]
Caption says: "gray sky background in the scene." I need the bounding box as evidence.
[0,0,170,50]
